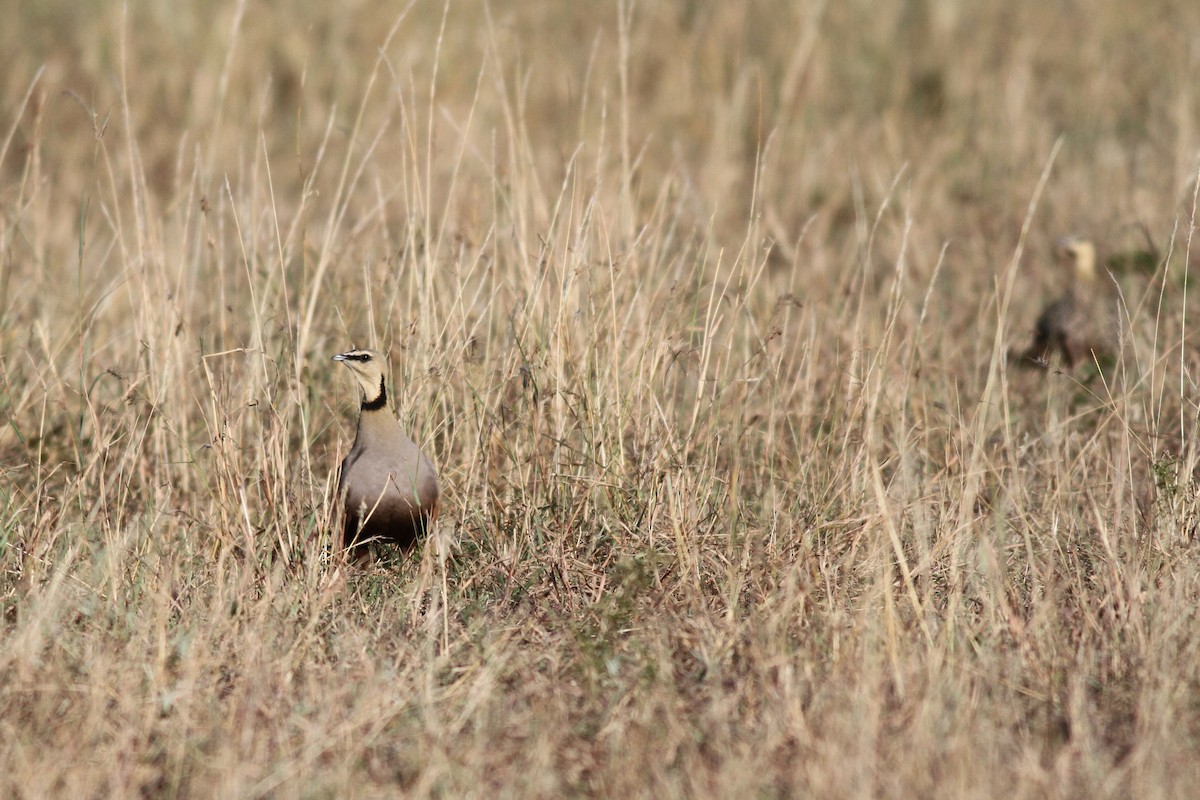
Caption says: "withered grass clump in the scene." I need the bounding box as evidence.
[3,1,1200,797]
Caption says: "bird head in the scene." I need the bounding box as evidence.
[1055,235,1097,282]
[333,349,388,405]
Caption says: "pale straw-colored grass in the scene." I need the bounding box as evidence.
[3,1,1200,796]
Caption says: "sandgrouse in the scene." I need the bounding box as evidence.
[333,349,439,556]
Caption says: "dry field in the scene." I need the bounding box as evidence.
[4,1,1200,797]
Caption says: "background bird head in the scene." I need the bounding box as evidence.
[1055,235,1097,283]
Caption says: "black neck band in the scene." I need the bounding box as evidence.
[363,377,387,411]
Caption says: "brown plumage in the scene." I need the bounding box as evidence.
[333,349,439,556]
[1012,236,1119,370]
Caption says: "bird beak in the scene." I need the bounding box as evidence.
[1054,236,1080,258]
[333,353,348,362]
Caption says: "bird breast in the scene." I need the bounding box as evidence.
[340,445,438,516]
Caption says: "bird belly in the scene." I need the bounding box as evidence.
[340,460,437,551]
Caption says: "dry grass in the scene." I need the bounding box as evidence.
[4,1,1200,796]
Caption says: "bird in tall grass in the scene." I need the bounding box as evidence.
[333,349,439,558]
[1011,236,1119,371]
